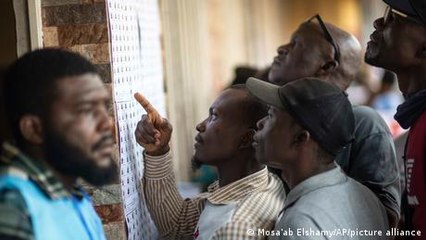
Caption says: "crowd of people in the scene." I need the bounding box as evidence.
[0,0,425,239]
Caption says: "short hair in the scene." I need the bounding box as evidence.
[230,66,258,86]
[228,84,268,129]
[2,48,99,145]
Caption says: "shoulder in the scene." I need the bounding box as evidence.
[241,172,286,205]
[412,111,426,131]
[231,173,286,228]
[351,105,390,136]
[0,187,33,239]
[0,187,28,210]
[277,210,320,232]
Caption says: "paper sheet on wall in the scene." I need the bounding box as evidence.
[107,0,165,239]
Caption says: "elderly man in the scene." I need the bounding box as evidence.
[248,77,389,240]
[267,15,400,228]
[365,0,426,237]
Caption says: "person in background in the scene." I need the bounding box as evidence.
[135,85,285,239]
[0,48,117,240]
[365,0,426,237]
[229,66,258,86]
[369,70,404,137]
[370,71,401,112]
[267,14,400,228]
[248,77,389,240]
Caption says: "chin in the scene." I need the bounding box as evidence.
[269,75,290,86]
[364,53,379,67]
[365,44,383,67]
[255,153,266,164]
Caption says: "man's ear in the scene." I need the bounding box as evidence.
[316,60,339,77]
[19,115,44,145]
[418,43,426,58]
[240,129,256,149]
[292,130,310,147]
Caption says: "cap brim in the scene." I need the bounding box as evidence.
[246,77,284,109]
[384,0,417,16]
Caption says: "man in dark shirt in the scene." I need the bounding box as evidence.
[365,0,426,238]
[267,14,400,227]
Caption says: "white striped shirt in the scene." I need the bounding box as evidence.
[143,151,286,239]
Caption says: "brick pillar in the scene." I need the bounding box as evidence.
[41,1,125,239]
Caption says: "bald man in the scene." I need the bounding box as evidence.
[267,14,400,228]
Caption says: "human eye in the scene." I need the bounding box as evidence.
[77,104,94,114]
[210,110,218,121]
[290,37,297,47]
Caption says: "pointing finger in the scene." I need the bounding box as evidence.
[134,92,162,124]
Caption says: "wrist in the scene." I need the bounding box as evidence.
[146,145,170,156]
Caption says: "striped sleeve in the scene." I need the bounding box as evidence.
[142,151,205,240]
[0,188,34,240]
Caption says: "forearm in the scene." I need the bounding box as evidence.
[143,151,203,239]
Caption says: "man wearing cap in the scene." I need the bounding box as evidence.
[268,15,400,228]
[365,0,426,237]
[248,77,389,240]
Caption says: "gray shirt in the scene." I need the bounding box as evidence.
[274,166,389,240]
[336,105,401,217]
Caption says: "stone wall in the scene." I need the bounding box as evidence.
[41,1,125,239]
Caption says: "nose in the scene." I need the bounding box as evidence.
[98,107,113,132]
[373,17,385,30]
[256,116,266,131]
[277,44,289,55]
[196,119,206,132]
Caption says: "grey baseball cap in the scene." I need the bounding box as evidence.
[246,77,355,156]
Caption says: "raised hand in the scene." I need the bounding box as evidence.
[134,92,172,156]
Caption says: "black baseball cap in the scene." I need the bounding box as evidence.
[246,77,355,156]
[384,0,426,26]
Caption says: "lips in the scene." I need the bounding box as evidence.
[252,135,260,148]
[194,134,203,149]
[97,142,114,153]
[272,56,281,65]
[369,30,382,43]
[195,134,203,143]
[92,135,114,157]
[98,145,113,156]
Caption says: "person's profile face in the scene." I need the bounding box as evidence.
[193,89,249,166]
[43,73,117,186]
[253,106,298,170]
[365,7,424,84]
[268,23,332,86]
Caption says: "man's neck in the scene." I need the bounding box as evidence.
[23,145,77,190]
[282,161,335,189]
[216,153,264,187]
[397,67,426,96]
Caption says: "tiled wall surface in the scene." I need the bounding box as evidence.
[41,1,125,239]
